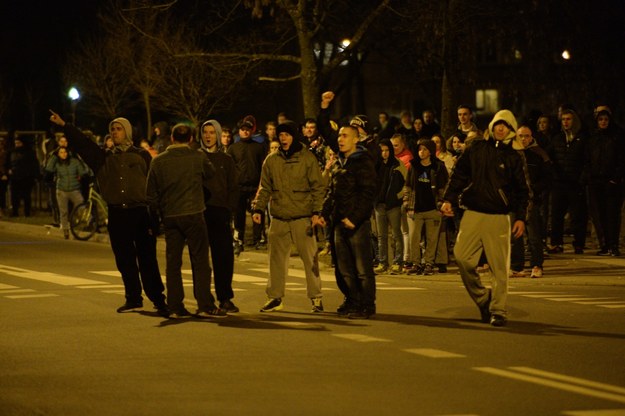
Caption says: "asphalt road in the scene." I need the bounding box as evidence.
[1,224,625,416]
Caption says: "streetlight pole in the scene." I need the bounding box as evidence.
[68,87,80,125]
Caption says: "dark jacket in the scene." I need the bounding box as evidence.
[404,158,449,212]
[549,114,587,186]
[7,145,39,183]
[226,138,266,192]
[322,147,377,227]
[443,138,531,221]
[582,124,625,185]
[146,144,215,218]
[523,141,552,201]
[375,155,406,209]
[201,150,239,212]
[63,123,152,207]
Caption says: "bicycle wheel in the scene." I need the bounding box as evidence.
[70,202,97,241]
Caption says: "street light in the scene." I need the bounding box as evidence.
[68,87,80,124]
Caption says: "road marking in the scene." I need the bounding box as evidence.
[233,273,266,283]
[474,367,625,404]
[574,301,625,305]
[403,348,465,358]
[333,334,392,343]
[562,409,625,415]
[89,271,121,277]
[5,293,60,299]
[1,289,36,294]
[0,264,107,286]
[248,267,336,282]
[546,297,617,302]
[522,294,573,298]
[598,304,625,309]
[76,284,125,289]
[0,283,20,290]
[378,287,426,291]
[509,291,565,295]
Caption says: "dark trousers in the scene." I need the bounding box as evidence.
[550,184,588,248]
[511,202,544,269]
[328,220,350,298]
[334,221,376,310]
[205,205,235,303]
[10,179,34,216]
[234,189,264,245]
[0,178,8,210]
[164,213,215,313]
[107,206,165,306]
[588,182,623,250]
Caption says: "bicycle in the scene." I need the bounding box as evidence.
[69,183,108,241]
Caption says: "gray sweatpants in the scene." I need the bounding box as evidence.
[454,210,511,317]
[266,217,322,300]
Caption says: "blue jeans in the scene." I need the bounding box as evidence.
[374,204,403,266]
[334,220,376,310]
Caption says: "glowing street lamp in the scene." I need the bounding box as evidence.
[68,87,80,124]
[561,49,571,60]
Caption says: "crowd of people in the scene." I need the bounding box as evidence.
[3,93,623,327]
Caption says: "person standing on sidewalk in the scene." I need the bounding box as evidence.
[146,124,225,319]
[441,110,531,327]
[252,121,325,313]
[49,110,168,316]
[199,119,240,312]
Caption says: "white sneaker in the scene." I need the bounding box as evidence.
[530,266,543,278]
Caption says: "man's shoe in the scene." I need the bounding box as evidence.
[169,309,192,319]
[479,291,491,323]
[116,302,143,313]
[530,266,543,278]
[610,249,621,257]
[373,264,388,274]
[337,299,350,316]
[597,248,610,256]
[389,264,403,274]
[490,314,507,327]
[547,245,563,254]
[255,240,267,250]
[260,298,283,312]
[402,262,414,274]
[510,270,527,278]
[196,307,228,318]
[233,242,243,257]
[574,247,584,255]
[422,263,435,276]
[436,264,447,273]
[219,300,239,313]
[406,264,424,275]
[311,297,324,312]
[347,310,369,320]
[155,303,170,318]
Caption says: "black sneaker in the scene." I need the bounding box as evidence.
[597,248,610,256]
[610,249,621,257]
[220,300,240,313]
[337,299,350,316]
[116,302,143,313]
[260,298,283,312]
[436,264,447,273]
[490,314,507,327]
[348,307,375,320]
[169,309,192,319]
[422,263,435,276]
[479,290,492,323]
[154,303,170,318]
[547,245,563,254]
[195,307,228,318]
[311,297,324,312]
[574,247,584,254]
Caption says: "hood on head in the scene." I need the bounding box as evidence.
[200,119,223,150]
[487,109,518,143]
[109,117,133,146]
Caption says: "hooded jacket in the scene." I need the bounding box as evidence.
[252,139,325,220]
[199,119,239,212]
[582,116,625,185]
[375,154,406,209]
[322,146,377,227]
[443,110,531,221]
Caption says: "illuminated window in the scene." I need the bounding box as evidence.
[475,89,499,114]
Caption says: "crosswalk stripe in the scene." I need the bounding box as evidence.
[404,348,465,358]
[1,289,36,294]
[0,264,107,286]
[598,304,625,309]
[562,409,625,415]
[0,283,20,290]
[333,334,392,343]
[511,367,625,395]
[546,297,616,302]
[475,367,625,404]
[5,293,60,299]
[574,300,625,305]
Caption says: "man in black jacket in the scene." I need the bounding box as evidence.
[441,110,530,327]
[318,125,377,319]
[49,110,168,316]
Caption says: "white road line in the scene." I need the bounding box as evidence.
[5,294,60,299]
[574,301,625,305]
[403,348,466,358]
[89,271,121,277]
[0,264,107,286]
[101,290,126,294]
[233,273,266,283]
[562,408,625,415]
[1,289,36,294]
[509,291,566,295]
[76,284,125,289]
[0,283,20,290]
[333,334,392,343]
[599,305,625,309]
[546,297,617,302]
[474,367,625,404]
[511,367,625,395]
[522,294,573,298]
[378,287,426,291]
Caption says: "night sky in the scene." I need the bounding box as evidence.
[0,0,98,130]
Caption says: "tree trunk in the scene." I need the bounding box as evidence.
[143,90,152,145]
